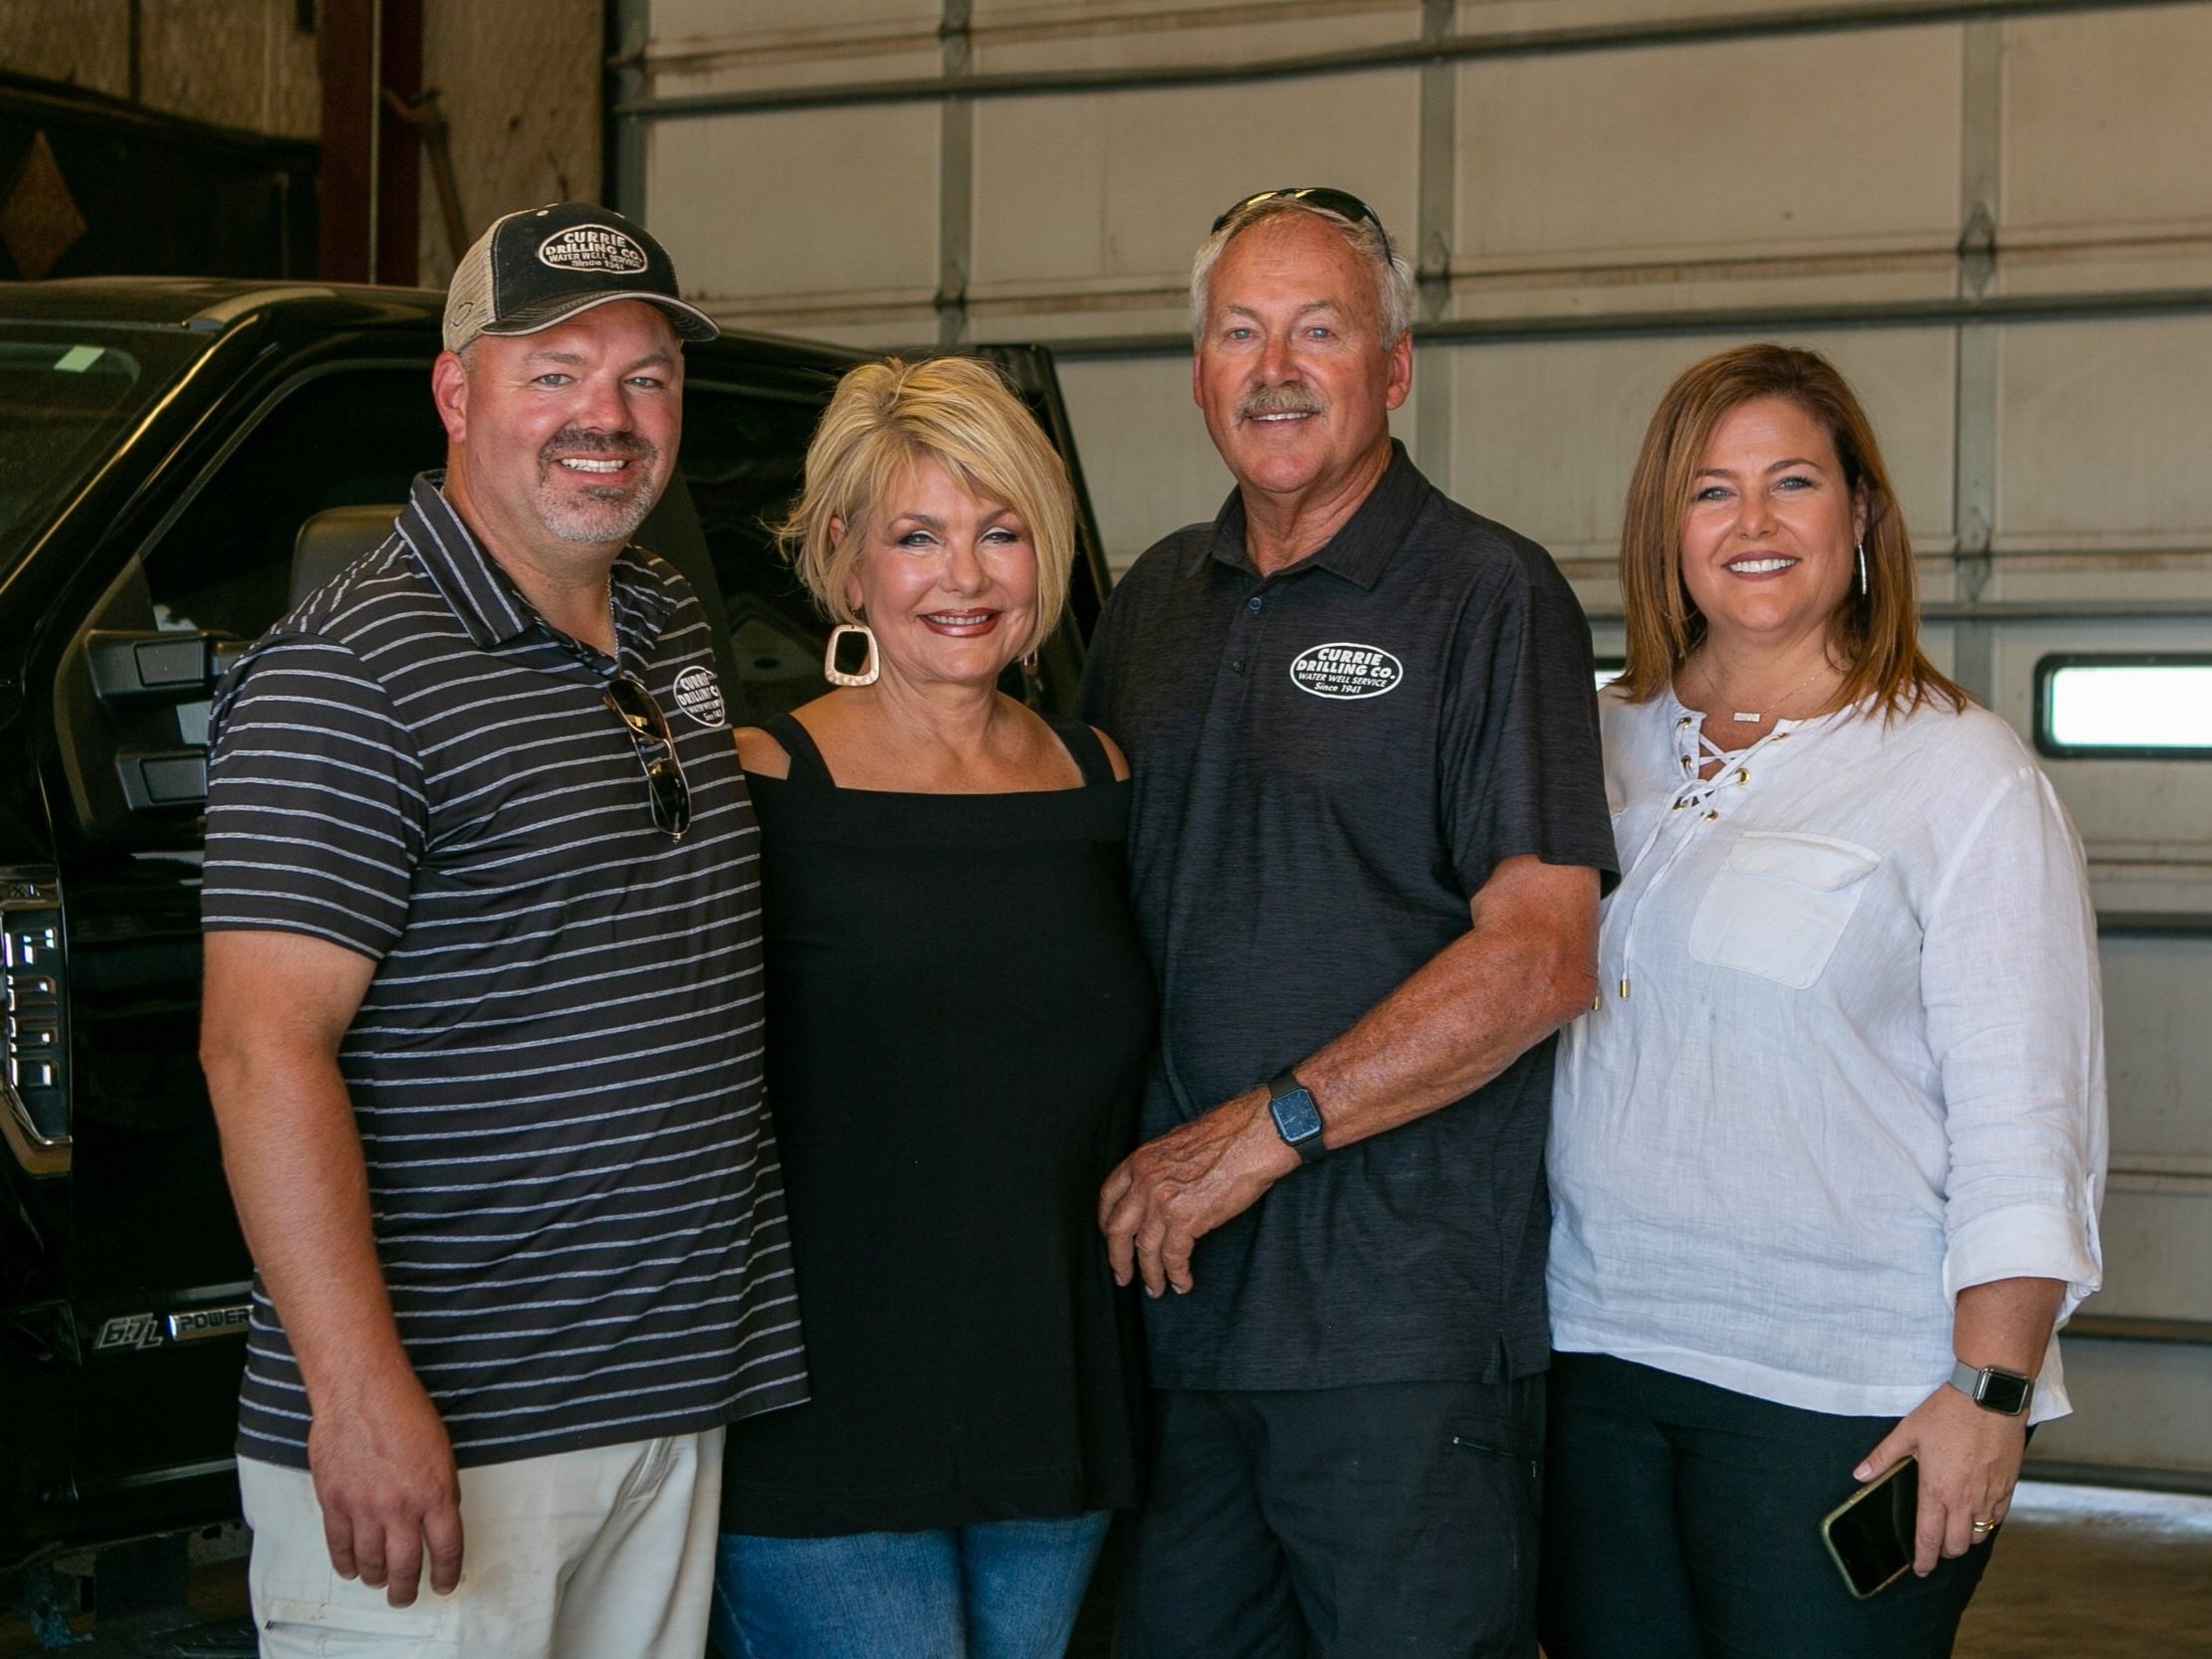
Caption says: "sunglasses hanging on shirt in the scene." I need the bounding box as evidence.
[603,674,693,840]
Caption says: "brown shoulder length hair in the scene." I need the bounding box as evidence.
[1616,343,1967,718]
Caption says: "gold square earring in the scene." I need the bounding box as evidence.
[823,623,880,687]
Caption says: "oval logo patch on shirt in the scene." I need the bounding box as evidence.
[672,664,727,728]
[1288,642,1403,701]
[537,224,648,274]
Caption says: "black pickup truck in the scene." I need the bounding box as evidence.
[0,280,1109,1646]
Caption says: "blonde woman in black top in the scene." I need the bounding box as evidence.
[711,356,1152,1659]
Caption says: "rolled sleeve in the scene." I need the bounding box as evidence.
[1922,766,2108,1320]
[202,634,427,960]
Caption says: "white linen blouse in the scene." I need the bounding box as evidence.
[1548,686,2107,1424]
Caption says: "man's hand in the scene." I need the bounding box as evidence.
[308,1365,465,1605]
[1094,858,1599,1300]
[202,930,457,1602]
[1854,1385,2029,1576]
[1099,1088,1298,1296]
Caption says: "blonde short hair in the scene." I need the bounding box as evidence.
[776,356,1076,663]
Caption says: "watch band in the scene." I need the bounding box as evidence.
[1266,1068,1326,1164]
[1947,1358,2035,1417]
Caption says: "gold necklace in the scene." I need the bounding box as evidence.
[1698,656,1835,724]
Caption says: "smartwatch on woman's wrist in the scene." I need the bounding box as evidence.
[1948,1359,2035,1416]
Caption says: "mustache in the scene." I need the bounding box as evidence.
[540,427,658,466]
[1237,381,1323,422]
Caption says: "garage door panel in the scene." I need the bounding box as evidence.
[974,0,1420,74]
[650,106,941,307]
[1453,29,1961,267]
[646,0,942,98]
[2032,1339,2212,1473]
[1996,319,2212,551]
[2101,935,2212,1160]
[2096,1181,2212,1321]
[654,0,935,41]
[1453,0,1954,30]
[2003,7,2212,236]
[971,71,1421,295]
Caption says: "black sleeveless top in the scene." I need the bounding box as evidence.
[720,713,1154,1535]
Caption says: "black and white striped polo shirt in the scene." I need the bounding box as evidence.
[204,472,806,1470]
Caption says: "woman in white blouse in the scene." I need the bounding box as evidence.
[1540,344,2106,1658]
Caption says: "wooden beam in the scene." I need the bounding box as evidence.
[318,0,419,285]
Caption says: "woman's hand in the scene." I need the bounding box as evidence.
[1854,1384,2028,1575]
[1854,1275,2065,1572]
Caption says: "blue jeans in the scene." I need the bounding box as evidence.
[712,1512,1111,1659]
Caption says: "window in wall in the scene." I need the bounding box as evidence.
[2035,655,2212,758]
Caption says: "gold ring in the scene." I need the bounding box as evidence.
[1970,1516,1997,1535]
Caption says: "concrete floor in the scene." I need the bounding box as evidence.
[1955,1481,2212,1658]
[4,1482,2206,1656]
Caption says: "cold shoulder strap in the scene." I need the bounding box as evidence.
[761,713,835,785]
[1047,719,1117,788]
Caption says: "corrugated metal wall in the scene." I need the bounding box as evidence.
[620,0,2212,1488]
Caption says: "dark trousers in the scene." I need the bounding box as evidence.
[1118,1376,1544,1659]
[1539,1352,1998,1659]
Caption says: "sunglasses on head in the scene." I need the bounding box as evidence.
[1211,187,1395,264]
[603,674,692,840]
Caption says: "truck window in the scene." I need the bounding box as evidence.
[141,365,444,644]
[678,378,831,722]
[0,327,204,571]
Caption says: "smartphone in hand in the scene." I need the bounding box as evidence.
[1821,1456,1917,1599]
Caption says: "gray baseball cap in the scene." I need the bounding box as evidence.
[442,202,719,353]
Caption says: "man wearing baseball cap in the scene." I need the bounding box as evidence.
[200,203,806,1658]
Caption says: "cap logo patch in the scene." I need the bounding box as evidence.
[1289,642,1402,701]
[538,224,649,274]
[673,664,727,728]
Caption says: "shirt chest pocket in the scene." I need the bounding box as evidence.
[1686,831,1880,989]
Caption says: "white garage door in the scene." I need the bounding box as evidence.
[612,0,2212,1489]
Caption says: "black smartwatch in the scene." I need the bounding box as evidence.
[1266,1068,1326,1164]
[1947,1359,2035,1417]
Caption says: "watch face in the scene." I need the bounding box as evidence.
[1978,1369,2033,1414]
[1269,1087,1323,1144]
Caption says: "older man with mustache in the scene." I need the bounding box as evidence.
[199,203,804,1659]
[1078,189,1616,1658]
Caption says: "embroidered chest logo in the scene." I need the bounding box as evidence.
[537,224,648,274]
[672,664,727,728]
[1288,642,1403,701]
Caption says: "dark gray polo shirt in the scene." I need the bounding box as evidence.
[1078,443,1616,1391]
[204,473,807,1468]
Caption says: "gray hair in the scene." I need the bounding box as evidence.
[1189,197,1416,348]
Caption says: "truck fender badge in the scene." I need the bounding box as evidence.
[94,1313,164,1351]
[673,664,726,728]
[1289,642,1403,701]
[538,225,648,275]
[168,1305,254,1343]
[93,1305,253,1352]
